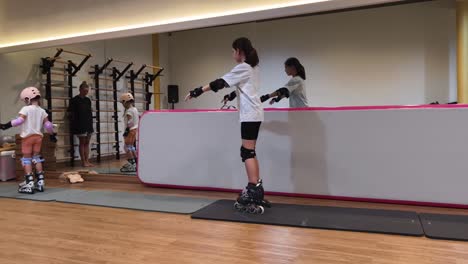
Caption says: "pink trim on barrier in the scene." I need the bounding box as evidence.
[138,181,468,209]
[136,122,140,174]
[266,104,468,111]
[137,108,235,127]
[143,109,237,114]
[140,104,468,114]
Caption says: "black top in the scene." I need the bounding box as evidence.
[68,95,94,134]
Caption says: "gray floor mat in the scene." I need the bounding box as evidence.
[0,184,67,201]
[420,213,468,241]
[91,168,136,175]
[192,200,424,236]
[0,183,215,214]
[56,190,216,214]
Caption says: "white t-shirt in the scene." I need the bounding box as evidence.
[284,76,309,108]
[222,62,264,122]
[18,105,48,138]
[124,107,139,130]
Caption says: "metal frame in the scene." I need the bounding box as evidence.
[41,49,92,166]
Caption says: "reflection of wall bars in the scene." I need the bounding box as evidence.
[88,59,165,162]
[128,65,164,149]
[89,58,125,162]
[40,48,92,166]
[41,50,164,165]
[127,65,164,113]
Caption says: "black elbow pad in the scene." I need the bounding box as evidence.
[224,91,237,102]
[210,79,228,92]
[276,87,290,98]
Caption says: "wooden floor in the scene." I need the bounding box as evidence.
[1,174,468,263]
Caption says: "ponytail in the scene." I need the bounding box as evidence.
[245,48,259,68]
[232,37,259,67]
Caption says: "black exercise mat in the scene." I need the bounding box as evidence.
[420,213,468,241]
[191,200,424,236]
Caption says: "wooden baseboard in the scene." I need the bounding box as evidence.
[16,169,139,185]
[55,153,126,167]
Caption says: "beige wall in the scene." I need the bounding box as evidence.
[162,0,457,109]
[0,0,402,53]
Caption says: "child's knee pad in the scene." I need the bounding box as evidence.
[32,155,45,164]
[125,145,136,152]
[21,157,32,166]
[240,146,256,162]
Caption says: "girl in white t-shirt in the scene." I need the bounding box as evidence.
[0,87,56,194]
[120,93,139,173]
[260,57,309,108]
[185,37,270,214]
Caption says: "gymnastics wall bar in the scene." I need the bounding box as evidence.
[40,49,92,120]
[143,65,164,111]
[40,49,92,166]
[126,64,164,111]
[127,64,146,108]
[89,58,113,162]
[109,58,133,161]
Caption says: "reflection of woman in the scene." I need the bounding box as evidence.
[68,81,94,167]
[260,57,309,108]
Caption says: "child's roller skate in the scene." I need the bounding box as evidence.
[120,159,136,172]
[256,179,271,208]
[234,179,270,214]
[35,171,45,192]
[18,174,35,194]
[120,162,131,172]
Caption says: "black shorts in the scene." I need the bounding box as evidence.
[241,122,261,140]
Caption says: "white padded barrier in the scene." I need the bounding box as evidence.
[138,105,468,207]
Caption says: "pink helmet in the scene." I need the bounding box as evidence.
[120,92,134,103]
[20,87,41,104]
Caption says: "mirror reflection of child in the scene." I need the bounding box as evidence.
[260,57,309,108]
[120,93,139,173]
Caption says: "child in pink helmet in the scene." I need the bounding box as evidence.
[1,87,57,194]
[120,92,139,173]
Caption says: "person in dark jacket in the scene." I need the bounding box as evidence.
[69,81,94,167]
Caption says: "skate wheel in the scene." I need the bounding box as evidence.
[257,206,265,214]
[18,188,34,194]
[234,202,245,211]
[248,206,257,214]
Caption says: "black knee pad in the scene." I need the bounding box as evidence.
[240,146,256,162]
